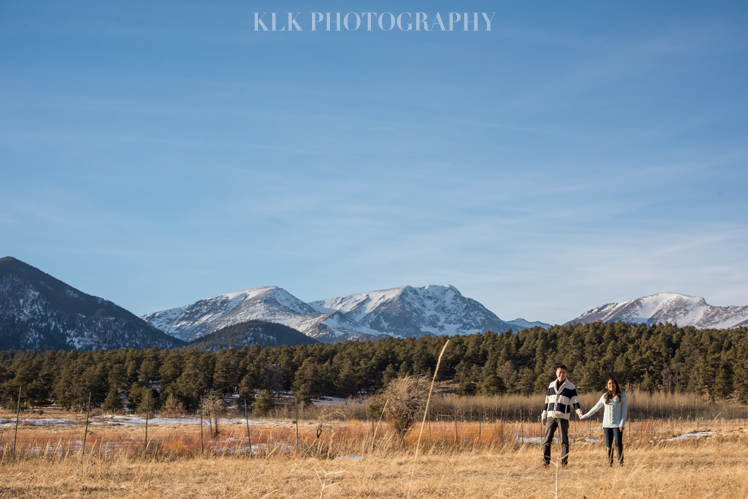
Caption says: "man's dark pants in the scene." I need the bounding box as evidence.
[542,417,570,465]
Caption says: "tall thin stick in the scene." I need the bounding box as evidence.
[407,339,449,499]
[454,417,459,448]
[370,399,389,454]
[295,404,299,454]
[82,391,91,460]
[12,386,21,460]
[200,395,204,454]
[144,390,150,453]
[245,398,253,457]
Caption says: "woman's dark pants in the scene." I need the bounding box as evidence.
[603,427,624,466]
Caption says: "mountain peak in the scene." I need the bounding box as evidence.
[307,284,516,339]
[0,257,185,350]
[143,284,533,344]
[568,292,747,329]
[142,285,319,341]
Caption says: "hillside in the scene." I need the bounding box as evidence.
[0,257,185,351]
[186,320,318,351]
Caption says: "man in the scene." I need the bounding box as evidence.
[541,364,583,467]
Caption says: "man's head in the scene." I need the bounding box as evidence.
[556,364,568,383]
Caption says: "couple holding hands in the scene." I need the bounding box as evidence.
[541,364,628,467]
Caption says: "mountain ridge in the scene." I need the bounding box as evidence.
[143,284,537,343]
[0,257,185,351]
[185,320,318,351]
[4,256,746,352]
[566,292,748,329]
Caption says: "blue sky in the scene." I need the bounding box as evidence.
[2,0,747,324]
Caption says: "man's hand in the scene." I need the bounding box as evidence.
[542,418,546,426]
[619,426,624,433]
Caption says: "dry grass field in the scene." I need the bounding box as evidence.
[1,437,747,498]
[2,410,747,498]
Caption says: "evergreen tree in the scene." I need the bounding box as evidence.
[238,373,257,404]
[714,359,733,398]
[253,389,275,416]
[479,374,505,395]
[213,349,240,395]
[103,389,123,413]
[382,363,398,388]
[292,384,313,406]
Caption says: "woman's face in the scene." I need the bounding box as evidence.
[607,379,617,392]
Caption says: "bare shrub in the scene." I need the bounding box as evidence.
[200,393,226,435]
[319,405,347,424]
[381,376,430,443]
[161,394,186,417]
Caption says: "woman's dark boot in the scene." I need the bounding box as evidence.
[607,446,614,466]
[616,446,624,466]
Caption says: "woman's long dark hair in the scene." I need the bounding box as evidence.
[604,377,621,404]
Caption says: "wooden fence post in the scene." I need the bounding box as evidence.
[144,390,149,453]
[12,386,21,460]
[244,398,252,457]
[82,392,91,460]
[294,404,299,454]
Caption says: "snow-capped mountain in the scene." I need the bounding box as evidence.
[143,284,531,343]
[0,257,185,351]
[142,286,376,343]
[566,292,748,329]
[310,285,519,338]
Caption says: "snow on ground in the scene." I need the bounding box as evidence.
[662,431,713,442]
[313,396,355,406]
[516,437,600,444]
[0,416,299,428]
[0,418,78,427]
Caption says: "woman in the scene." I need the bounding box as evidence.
[580,378,627,466]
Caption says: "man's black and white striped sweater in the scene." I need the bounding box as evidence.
[541,379,583,420]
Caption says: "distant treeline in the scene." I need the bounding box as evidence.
[1,322,746,412]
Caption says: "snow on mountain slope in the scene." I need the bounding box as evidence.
[566,293,748,329]
[142,286,329,342]
[0,257,184,351]
[309,285,518,338]
[144,284,527,343]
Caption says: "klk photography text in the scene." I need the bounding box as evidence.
[254,12,496,32]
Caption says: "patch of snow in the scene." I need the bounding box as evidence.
[515,436,600,444]
[662,431,713,442]
[0,418,78,428]
[2,415,299,428]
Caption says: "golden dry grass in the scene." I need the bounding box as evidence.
[1,420,747,498]
[3,394,748,499]
[1,438,747,498]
